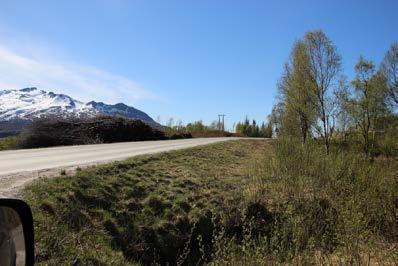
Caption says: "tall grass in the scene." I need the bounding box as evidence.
[211,137,398,264]
[24,140,271,265]
[23,139,397,264]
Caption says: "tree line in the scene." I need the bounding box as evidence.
[235,117,272,138]
[269,30,397,156]
[163,119,219,135]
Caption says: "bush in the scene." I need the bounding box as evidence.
[211,137,398,264]
[376,130,398,157]
[0,136,18,150]
[18,116,166,148]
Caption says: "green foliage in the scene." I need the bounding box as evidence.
[251,31,398,264]
[274,31,395,158]
[186,120,207,133]
[24,140,270,265]
[262,122,273,138]
[211,137,398,264]
[378,130,398,157]
[277,40,317,143]
[20,29,398,265]
[164,119,221,136]
[345,57,391,155]
[381,42,398,106]
[275,30,343,153]
[374,114,398,157]
[0,136,18,150]
[23,135,398,264]
[235,117,272,138]
[305,30,341,153]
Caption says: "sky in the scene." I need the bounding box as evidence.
[0,0,397,129]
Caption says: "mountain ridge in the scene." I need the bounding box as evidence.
[0,87,158,133]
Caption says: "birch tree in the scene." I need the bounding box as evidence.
[304,30,341,153]
[381,43,398,106]
[351,57,390,155]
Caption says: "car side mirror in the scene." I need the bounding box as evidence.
[0,199,34,266]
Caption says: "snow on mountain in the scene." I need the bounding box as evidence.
[0,87,157,127]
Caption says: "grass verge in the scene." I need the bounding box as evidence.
[23,139,398,265]
[24,139,271,265]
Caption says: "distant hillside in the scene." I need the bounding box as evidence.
[18,116,166,148]
[0,87,159,134]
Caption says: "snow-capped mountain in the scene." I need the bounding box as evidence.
[0,87,157,129]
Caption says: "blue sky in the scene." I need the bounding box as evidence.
[0,0,396,129]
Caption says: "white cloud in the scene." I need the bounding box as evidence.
[0,40,153,104]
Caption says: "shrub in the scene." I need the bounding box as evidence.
[211,136,398,264]
[376,130,398,157]
[0,136,18,150]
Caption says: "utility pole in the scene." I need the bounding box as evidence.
[218,114,226,132]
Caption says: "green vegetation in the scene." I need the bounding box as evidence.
[235,117,272,138]
[213,30,396,264]
[272,30,397,157]
[211,138,397,264]
[0,136,18,150]
[23,134,397,264]
[24,140,271,265]
[21,30,397,265]
[381,42,398,105]
[164,119,237,138]
[165,119,214,135]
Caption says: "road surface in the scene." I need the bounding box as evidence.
[0,138,241,197]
